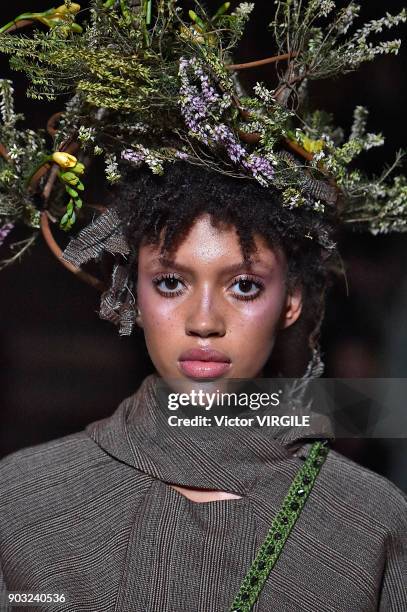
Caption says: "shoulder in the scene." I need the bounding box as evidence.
[0,431,98,487]
[0,430,146,531]
[0,432,111,509]
[0,433,94,535]
[322,448,407,531]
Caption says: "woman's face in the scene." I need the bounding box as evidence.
[136,214,302,381]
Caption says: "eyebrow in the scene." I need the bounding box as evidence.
[151,257,267,275]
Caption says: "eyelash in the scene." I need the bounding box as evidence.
[153,273,185,298]
[152,273,265,301]
[231,275,265,301]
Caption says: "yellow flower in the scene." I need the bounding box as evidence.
[302,136,324,154]
[180,25,205,44]
[52,152,78,169]
[54,3,81,16]
[179,25,217,46]
[37,4,82,32]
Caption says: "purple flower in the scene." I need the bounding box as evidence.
[175,151,188,160]
[0,222,14,247]
[178,57,274,186]
[121,148,145,166]
[245,155,275,181]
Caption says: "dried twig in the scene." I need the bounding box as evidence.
[227,51,299,71]
[47,111,63,138]
[40,212,106,292]
[0,233,37,270]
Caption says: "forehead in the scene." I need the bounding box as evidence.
[140,213,286,270]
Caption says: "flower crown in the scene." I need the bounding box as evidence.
[0,0,406,280]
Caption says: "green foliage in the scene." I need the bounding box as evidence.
[0,0,406,248]
[0,80,44,266]
[0,0,247,115]
[0,2,83,36]
[0,80,45,227]
[270,1,406,86]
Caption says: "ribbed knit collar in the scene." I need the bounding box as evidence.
[86,374,332,495]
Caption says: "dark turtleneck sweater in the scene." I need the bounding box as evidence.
[0,374,406,611]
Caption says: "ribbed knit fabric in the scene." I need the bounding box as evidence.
[0,374,406,611]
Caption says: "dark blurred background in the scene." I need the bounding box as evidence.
[0,1,406,491]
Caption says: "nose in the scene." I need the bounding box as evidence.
[185,286,226,338]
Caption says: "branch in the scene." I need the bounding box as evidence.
[42,164,60,202]
[0,142,10,161]
[283,137,313,162]
[47,111,63,138]
[227,51,299,71]
[0,18,34,34]
[40,212,106,292]
[0,234,37,270]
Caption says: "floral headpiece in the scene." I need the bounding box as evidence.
[0,1,406,305]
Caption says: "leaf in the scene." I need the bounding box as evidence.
[188,10,206,32]
[213,3,231,21]
[145,0,152,26]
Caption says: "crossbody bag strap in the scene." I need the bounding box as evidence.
[229,440,330,612]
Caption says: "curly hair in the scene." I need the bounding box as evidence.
[105,160,339,377]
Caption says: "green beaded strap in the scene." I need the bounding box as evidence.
[229,440,329,612]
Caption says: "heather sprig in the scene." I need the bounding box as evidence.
[0,0,405,266]
[0,222,14,247]
[269,1,406,111]
[178,56,275,187]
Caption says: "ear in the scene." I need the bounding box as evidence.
[135,306,144,329]
[280,286,302,330]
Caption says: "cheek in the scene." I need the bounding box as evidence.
[234,286,286,333]
[227,289,286,363]
[137,277,181,339]
[136,280,181,375]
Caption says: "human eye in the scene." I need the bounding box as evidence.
[152,273,186,297]
[229,275,265,301]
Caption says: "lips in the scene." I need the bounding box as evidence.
[178,347,231,379]
[179,348,231,363]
